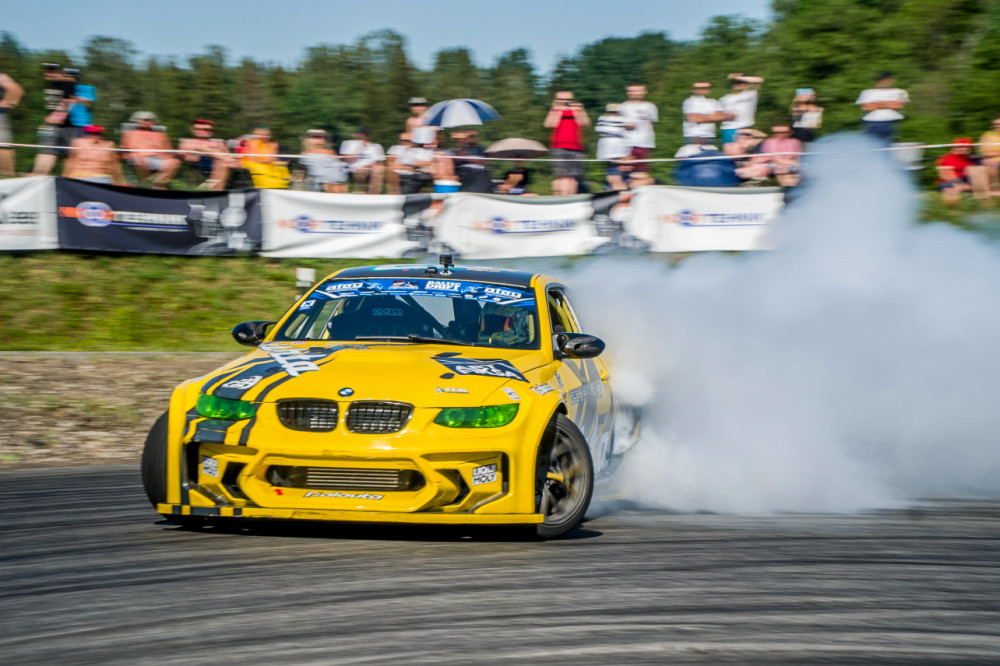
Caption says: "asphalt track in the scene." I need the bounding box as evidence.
[1,466,998,665]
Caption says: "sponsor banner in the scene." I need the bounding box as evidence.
[432,193,607,259]
[259,190,422,258]
[626,185,784,252]
[0,176,58,251]
[55,178,262,255]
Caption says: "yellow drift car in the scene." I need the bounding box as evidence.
[142,257,629,537]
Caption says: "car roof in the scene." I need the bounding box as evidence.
[332,264,544,289]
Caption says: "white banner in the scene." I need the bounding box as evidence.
[260,190,419,258]
[625,185,784,252]
[0,176,58,251]
[433,193,606,259]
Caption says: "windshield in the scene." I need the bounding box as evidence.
[275,277,540,350]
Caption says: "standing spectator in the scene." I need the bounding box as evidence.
[595,103,631,163]
[63,68,97,137]
[544,90,590,195]
[299,129,348,193]
[682,81,725,144]
[339,128,386,194]
[719,73,764,145]
[450,129,493,193]
[239,125,289,189]
[856,72,909,144]
[618,84,658,171]
[977,116,1000,195]
[405,97,437,147]
[62,125,125,185]
[789,88,824,144]
[30,63,77,176]
[177,119,234,190]
[753,125,803,187]
[0,70,24,177]
[120,111,180,189]
[935,137,989,205]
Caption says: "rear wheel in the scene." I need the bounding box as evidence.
[535,414,594,539]
[141,411,203,528]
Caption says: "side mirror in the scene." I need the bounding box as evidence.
[554,332,606,359]
[232,321,276,347]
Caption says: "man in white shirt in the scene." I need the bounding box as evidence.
[618,84,658,171]
[682,81,725,143]
[339,127,386,193]
[856,72,909,144]
[719,73,764,146]
[387,132,434,194]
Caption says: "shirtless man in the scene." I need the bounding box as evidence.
[120,111,179,188]
[62,125,125,185]
[177,119,233,190]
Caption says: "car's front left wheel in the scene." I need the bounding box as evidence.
[141,411,202,529]
[535,414,594,539]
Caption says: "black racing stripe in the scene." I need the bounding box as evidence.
[194,419,240,444]
[201,357,272,394]
[235,348,346,447]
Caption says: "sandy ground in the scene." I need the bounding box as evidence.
[0,353,233,468]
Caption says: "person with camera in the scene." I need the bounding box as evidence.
[544,91,590,195]
[30,63,78,176]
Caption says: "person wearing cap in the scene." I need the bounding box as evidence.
[64,68,97,137]
[30,63,78,176]
[177,119,234,190]
[0,70,24,176]
[719,73,764,146]
[935,138,989,205]
[682,81,725,143]
[300,129,348,193]
[406,97,437,147]
[725,128,769,182]
[856,72,909,143]
[120,111,180,189]
[62,125,125,185]
[339,128,386,193]
[618,84,658,171]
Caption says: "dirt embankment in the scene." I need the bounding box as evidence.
[0,354,232,468]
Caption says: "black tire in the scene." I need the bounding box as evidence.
[141,411,203,528]
[141,411,169,507]
[535,414,594,539]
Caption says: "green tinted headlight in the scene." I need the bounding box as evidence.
[196,393,257,420]
[434,404,519,428]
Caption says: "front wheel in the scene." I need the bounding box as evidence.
[535,414,594,539]
[140,411,203,528]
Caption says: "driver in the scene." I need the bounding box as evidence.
[478,302,533,346]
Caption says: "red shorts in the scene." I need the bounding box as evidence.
[631,146,651,171]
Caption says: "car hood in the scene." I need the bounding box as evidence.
[198,341,550,406]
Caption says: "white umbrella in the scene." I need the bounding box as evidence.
[422,99,501,128]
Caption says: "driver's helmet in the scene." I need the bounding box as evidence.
[478,302,533,346]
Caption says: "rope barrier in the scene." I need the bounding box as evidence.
[0,140,983,165]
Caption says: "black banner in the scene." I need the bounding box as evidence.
[56,178,262,255]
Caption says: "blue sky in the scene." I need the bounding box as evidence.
[4,0,771,73]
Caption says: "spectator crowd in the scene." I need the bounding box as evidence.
[1,63,997,204]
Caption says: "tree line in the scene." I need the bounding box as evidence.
[1,0,999,182]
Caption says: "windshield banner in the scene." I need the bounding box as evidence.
[624,185,784,252]
[432,193,609,259]
[260,190,424,258]
[0,176,57,251]
[55,178,262,255]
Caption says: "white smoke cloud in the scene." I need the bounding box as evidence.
[570,135,1000,513]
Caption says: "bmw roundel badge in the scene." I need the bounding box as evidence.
[338,387,354,397]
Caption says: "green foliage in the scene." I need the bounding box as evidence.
[3,2,1000,181]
